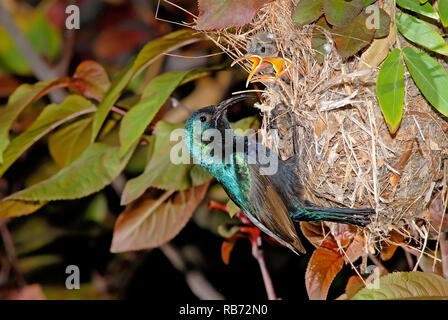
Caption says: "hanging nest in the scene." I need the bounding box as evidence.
[200,0,448,252]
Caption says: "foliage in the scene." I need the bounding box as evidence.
[291,0,448,134]
[195,0,274,30]
[352,272,448,300]
[1,0,448,301]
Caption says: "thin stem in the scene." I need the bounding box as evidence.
[368,253,388,274]
[440,233,448,279]
[404,248,414,271]
[252,241,277,300]
[0,2,65,103]
[0,220,26,288]
[111,106,128,116]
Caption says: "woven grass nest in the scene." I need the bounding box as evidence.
[201,0,448,252]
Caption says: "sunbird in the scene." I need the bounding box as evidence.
[184,95,374,254]
[231,32,292,87]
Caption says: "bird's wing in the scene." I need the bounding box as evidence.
[233,144,306,254]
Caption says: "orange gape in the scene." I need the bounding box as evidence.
[232,54,292,87]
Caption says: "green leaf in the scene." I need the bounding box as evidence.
[12,218,63,255]
[403,46,448,117]
[18,254,62,274]
[439,0,448,27]
[85,193,108,224]
[48,117,93,168]
[0,200,46,219]
[363,0,376,6]
[293,0,323,26]
[323,0,363,26]
[6,142,136,202]
[119,72,188,156]
[332,12,376,59]
[25,160,60,187]
[111,184,209,252]
[312,17,331,63]
[230,115,260,132]
[0,95,96,177]
[352,272,448,300]
[226,199,240,218]
[396,12,448,56]
[0,12,61,75]
[119,65,225,157]
[121,122,212,205]
[396,0,439,20]
[0,79,61,163]
[376,48,405,134]
[91,29,201,141]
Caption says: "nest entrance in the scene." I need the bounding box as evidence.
[205,0,448,252]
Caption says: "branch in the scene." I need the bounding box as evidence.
[160,243,224,300]
[55,29,75,77]
[368,253,388,274]
[440,232,448,279]
[251,241,277,300]
[0,2,65,103]
[0,220,25,288]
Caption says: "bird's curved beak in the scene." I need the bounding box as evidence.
[214,94,251,119]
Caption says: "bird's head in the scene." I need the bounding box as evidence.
[184,94,250,161]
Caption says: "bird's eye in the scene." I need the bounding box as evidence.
[260,47,265,53]
[199,115,208,123]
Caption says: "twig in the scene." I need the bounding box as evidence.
[368,253,388,274]
[0,220,26,288]
[111,106,128,116]
[55,29,75,77]
[413,226,429,272]
[0,2,65,103]
[440,232,448,279]
[160,243,224,300]
[404,248,414,271]
[251,240,277,300]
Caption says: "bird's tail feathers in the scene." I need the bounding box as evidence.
[292,206,374,227]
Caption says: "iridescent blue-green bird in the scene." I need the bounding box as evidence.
[184,95,374,254]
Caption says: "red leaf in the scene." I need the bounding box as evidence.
[345,275,365,299]
[221,237,240,265]
[94,27,149,60]
[332,12,376,59]
[208,200,228,212]
[380,230,405,261]
[195,0,273,30]
[71,61,111,101]
[343,235,364,264]
[0,76,20,98]
[332,223,356,248]
[305,247,344,300]
[110,183,209,253]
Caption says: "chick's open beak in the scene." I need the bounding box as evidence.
[231,55,292,87]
